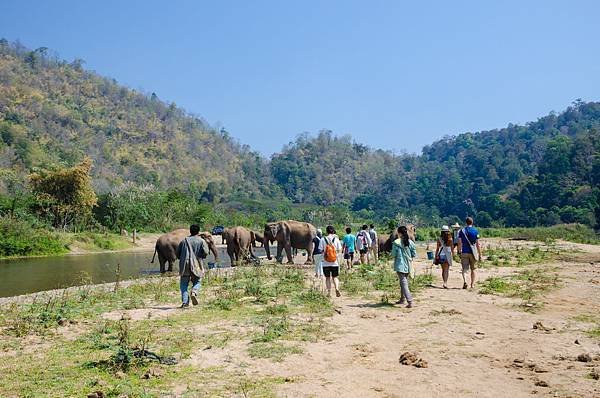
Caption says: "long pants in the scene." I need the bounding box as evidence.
[313,254,324,276]
[180,274,201,305]
[396,272,412,303]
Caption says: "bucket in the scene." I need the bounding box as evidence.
[426,251,434,260]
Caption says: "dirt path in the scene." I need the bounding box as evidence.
[181,241,600,397]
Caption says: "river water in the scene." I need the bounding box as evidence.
[0,247,269,298]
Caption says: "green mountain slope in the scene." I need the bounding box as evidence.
[1,40,598,228]
[273,102,600,227]
[0,40,274,198]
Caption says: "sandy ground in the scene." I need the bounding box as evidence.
[3,238,599,397]
[184,239,600,397]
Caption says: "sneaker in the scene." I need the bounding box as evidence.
[335,289,341,297]
[190,291,199,306]
[462,283,468,290]
[406,302,413,308]
[396,299,406,305]
[180,303,190,309]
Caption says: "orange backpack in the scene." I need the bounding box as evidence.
[324,237,337,262]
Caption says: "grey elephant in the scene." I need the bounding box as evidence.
[251,231,264,247]
[263,220,316,265]
[151,229,219,273]
[381,224,416,253]
[222,226,256,266]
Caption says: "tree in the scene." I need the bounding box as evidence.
[29,158,97,229]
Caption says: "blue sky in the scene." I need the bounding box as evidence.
[2,1,600,155]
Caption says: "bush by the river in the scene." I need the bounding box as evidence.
[0,216,68,258]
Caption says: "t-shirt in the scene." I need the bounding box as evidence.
[356,230,372,249]
[342,234,356,253]
[312,236,324,255]
[459,226,479,254]
[322,235,342,267]
[369,228,378,245]
[176,235,208,276]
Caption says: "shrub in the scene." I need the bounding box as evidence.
[0,216,67,257]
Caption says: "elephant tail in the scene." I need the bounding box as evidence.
[150,245,157,264]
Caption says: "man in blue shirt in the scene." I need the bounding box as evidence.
[457,217,482,289]
[342,227,356,270]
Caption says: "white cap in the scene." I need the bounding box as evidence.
[441,225,450,232]
[316,228,323,235]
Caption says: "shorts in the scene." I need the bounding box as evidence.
[359,248,368,254]
[322,266,339,277]
[344,251,354,260]
[461,253,477,271]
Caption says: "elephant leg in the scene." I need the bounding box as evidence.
[285,244,294,264]
[167,260,174,272]
[158,253,167,273]
[235,246,242,265]
[227,248,235,267]
[276,243,284,264]
[305,240,315,265]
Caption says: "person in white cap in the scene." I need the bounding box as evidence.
[312,228,324,278]
[435,225,455,289]
[452,222,461,249]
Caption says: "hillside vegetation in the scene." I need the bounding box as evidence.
[0,39,274,199]
[0,39,599,240]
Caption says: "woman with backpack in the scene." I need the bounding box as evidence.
[391,225,417,308]
[322,225,343,297]
[435,225,455,289]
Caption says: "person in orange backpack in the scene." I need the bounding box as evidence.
[321,225,342,297]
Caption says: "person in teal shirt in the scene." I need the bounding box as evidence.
[391,225,417,308]
[342,227,356,270]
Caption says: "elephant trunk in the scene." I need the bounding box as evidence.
[264,231,272,260]
[209,240,218,262]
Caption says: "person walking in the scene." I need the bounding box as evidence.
[391,225,417,308]
[312,228,325,278]
[175,224,208,308]
[436,225,455,289]
[452,223,461,250]
[368,224,379,263]
[457,217,482,289]
[342,227,356,270]
[356,224,373,264]
[322,225,342,297]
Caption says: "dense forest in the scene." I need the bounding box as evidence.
[1,39,599,234]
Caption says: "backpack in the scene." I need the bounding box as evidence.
[357,231,369,249]
[312,236,323,254]
[324,237,337,262]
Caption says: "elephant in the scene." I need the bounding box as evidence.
[263,220,316,265]
[222,226,256,266]
[151,229,218,273]
[378,234,389,254]
[381,224,417,253]
[251,231,264,247]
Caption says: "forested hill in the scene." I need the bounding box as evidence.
[273,103,600,227]
[0,40,275,199]
[0,40,599,228]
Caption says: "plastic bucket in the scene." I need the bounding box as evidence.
[426,251,434,260]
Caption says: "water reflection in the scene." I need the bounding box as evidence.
[0,247,268,298]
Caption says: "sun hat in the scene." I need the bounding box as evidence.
[441,225,450,232]
[452,223,461,229]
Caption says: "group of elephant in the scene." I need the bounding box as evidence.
[152,220,416,272]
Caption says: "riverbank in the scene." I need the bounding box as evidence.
[1,237,599,396]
